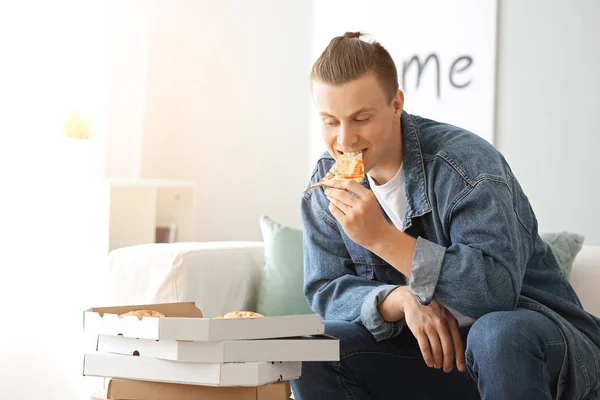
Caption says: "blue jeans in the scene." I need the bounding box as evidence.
[292,309,567,399]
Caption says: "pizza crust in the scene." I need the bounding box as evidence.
[215,311,265,319]
[118,310,166,320]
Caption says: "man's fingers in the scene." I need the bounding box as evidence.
[449,322,466,372]
[328,179,369,198]
[426,329,443,369]
[328,201,346,220]
[325,187,358,207]
[327,194,351,215]
[344,180,369,197]
[438,323,455,373]
[415,332,434,368]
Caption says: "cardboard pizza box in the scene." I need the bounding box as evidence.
[96,333,339,363]
[84,302,324,341]
[83,352,302,387]
[105,379,291,400]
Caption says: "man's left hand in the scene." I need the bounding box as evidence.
[324,180,391,249]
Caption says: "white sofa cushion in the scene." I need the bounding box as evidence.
[104,242,264,318]
[570,245,600,317]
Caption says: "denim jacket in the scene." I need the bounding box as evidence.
[301,111,600,399]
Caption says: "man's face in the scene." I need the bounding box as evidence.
[312,73,402,174]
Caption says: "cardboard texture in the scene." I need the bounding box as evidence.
[85,302,324,341]
[90,392,108,400]
[106,379,290,400]
[97,334,340,363]
[83,353,302,386]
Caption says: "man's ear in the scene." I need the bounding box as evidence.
[393,90,404,119]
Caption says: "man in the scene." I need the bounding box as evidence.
[292,32,600,399]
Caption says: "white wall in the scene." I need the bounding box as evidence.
[0,2,313,399]
[0,177,111,400]
[101,0,313,239]
[0,3,110,399]
[103,1,150,179]
[495,0,600,245]
[139,0,312,240]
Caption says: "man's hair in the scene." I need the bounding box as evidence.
[311,32,399,103]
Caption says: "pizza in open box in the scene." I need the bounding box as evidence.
[118,310,166,320]
[215,311,265,319]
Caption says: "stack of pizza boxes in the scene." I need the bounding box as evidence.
[83,302,339,400]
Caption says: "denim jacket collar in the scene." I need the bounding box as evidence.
[401,111,432,225]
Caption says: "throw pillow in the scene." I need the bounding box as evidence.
[257,215,314,316]
[540,231,585,280]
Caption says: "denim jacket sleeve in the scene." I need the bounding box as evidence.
[302,188,405,342]
[409,177,534,319]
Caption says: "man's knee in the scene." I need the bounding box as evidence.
[466,312,516,360]
[466,309,563,364]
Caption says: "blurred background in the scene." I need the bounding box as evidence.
[0,0,598,398]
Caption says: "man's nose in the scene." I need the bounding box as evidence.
[337,124,359,149]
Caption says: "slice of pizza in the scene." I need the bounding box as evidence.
[304,151,364,193]
[118,310,166,320]
[215,311,265,319]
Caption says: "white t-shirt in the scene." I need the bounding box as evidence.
[367,164,407,230]
[368,164,474,327]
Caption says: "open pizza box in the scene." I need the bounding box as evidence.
[83,352,301,387]
[91,379,291,400]
[84,302,325,341]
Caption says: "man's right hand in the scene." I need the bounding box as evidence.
[380,286,466,373]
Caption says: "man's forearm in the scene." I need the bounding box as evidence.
[368,224,416,278]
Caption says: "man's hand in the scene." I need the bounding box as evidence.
[324,179,416,277]
[324,180,390,249]
[398,286,466,373]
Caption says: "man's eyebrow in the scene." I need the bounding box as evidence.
[319,106,378,119]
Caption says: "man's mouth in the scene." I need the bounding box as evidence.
[339,150,365,156]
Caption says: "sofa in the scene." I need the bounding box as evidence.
[100,239,598,398]
[104,241,600,320]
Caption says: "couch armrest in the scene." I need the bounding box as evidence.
[102,241,265,317]
[570,245,600,317]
